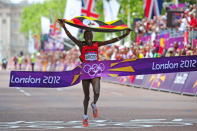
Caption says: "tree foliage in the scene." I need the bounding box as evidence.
[118,0,143,41]
[20,0,66,36]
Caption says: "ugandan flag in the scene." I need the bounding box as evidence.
[60,16,129,32]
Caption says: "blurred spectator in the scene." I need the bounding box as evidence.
[189,13,197,28]
[13,56,18,70]
[1,58,8,70]
[18,54,24,70]
[30,54,36,71]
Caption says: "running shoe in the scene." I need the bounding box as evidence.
[91,103,99,118]
[82,118,89,127]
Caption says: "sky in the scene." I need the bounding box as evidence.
[10,0,45,4]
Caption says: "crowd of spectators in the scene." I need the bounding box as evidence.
[17,39,194,72]
[135,3,197,36]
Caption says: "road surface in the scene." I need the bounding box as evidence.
[0,71,197,131]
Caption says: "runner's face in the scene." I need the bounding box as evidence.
[84,31,93,45]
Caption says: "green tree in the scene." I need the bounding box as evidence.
[119,0,144,41]
[20,0,66,36]
[94,0,105,41]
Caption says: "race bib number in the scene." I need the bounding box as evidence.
[85,52,97,61]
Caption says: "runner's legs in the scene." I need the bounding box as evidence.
[82,79,91,115]
[91,77,100,104]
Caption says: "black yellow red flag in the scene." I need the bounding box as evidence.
[60,16,129,32]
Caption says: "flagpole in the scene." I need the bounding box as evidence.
[196,3,197,19]
[126,0,131,47]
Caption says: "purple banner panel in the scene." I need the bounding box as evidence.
[133,75,150,88]
[148,74,168,90]
[132,75,146,87]
[193,39,197,47]
[139,33,184,49]
[168,37,184,49]
[118,76,130,85]
[143,74,156,89]
[103,75,146,88]
[81,55,197,80]
[10,55,197,88]
[143,74,163,89]
[155,33,170,49]
[138,35,151,43]
[158,73,177,91]
[169,3,186,9]
[181,71,197,95]
[170,72,190,93]
[102,76,132,86]
[102,76,128,84]
[10,66,81,88]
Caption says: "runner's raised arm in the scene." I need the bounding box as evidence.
[57,19,82,48]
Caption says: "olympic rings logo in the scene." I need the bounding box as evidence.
[83,63,105,76]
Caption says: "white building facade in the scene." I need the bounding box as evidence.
[0,0,28,59]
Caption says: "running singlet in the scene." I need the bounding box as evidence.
[80,42,99,62]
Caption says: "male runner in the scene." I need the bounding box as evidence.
[58,19,130,127]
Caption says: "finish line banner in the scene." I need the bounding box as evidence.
[10,55,197,88]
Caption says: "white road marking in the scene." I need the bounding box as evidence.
[130,119,166,121]
[10,126,20,128]
[0,118,196,129]
[172,119,183,121]
[24,92,31,96]
[15,88,32,96]
[19,90,25,93]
